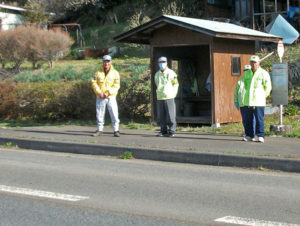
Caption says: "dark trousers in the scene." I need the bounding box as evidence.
[157,99,176,134]
[240,107,256,135]
[244,106,265,138]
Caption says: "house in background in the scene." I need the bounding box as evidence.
[204,0,300,32]
[0,3,26,31]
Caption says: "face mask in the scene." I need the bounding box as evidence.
[159,63,167,70]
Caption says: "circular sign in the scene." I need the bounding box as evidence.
[277,40,284,59]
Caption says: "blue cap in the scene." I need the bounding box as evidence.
[102,55,112,61]
[158,56,167,62]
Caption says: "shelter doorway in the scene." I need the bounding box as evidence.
[153,45,212,124]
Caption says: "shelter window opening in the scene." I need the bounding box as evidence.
[231,56,241,76]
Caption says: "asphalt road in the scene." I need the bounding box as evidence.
[1,147,300,226]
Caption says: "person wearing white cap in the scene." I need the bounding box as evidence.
[90,55,121,137]
[234,64,255,138]
[155,56,179,137]
[234,55,272,143]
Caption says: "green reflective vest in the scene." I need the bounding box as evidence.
[234,67,272,107]
[155,67,179,100]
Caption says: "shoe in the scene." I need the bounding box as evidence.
[114,131,120,137]
[166,133,175,137]
[93,130,103,136]
[243,136,254,142]
[156,132,167,137]
[258,137,264,143]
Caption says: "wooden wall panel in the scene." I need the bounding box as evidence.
[150,25,212,46]
[149,24,257,125]
[212,38,254,124]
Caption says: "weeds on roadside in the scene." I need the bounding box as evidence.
[1,142,18,149]
[5,142,13,147]
[120,151,133,159]
[257,165,267,171]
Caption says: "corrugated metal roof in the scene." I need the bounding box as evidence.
[114,15,281,44]
[165,15,278,38]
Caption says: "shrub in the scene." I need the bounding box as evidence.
[0,28,28,70]
[15,81,95,120]
[0,26,74,70]
[118,64,151,120]
[289,87,300,107]
[2,59,152,121]
[22,25,46,69]
[289,60,300,87]
[284,104,299,116]
[0,80,18,119]
[14,65,99,82]
[38,28,74,68]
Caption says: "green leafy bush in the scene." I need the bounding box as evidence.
[118,64,151,120]
[2,59,152,121]
[289,87,300,108]
[15,81,95,120]
[284,104,299,116]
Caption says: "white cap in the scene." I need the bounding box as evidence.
[102,55,112,61]
[244,65,251,71]
[249,55,260,62]
[158,56,167,62]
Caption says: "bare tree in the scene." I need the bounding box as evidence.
[37,28,74,68]
[0,25,74,70]
[22,25,45,69]
[23,0,56,25]
[63,0,100,10]
[0,27,28,70]
[161,1,185,16]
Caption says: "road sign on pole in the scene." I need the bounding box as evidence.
[277,40,284,63]
[276,40,285,126]
[270,40,292,134]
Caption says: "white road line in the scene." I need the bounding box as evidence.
[0,185,89,202]
[215,216,300,226]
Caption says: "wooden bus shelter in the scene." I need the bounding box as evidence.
[114,15,281,125]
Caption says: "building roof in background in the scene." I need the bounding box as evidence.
[114,15,282,44]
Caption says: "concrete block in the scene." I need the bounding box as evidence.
[270,124,293,134]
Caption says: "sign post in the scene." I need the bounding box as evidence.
[270,40,292,134]
[277,40,284,126]
[277,40,284,63]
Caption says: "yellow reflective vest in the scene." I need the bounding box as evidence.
[155,67,179,100]
[91,65,120,97]
[234,67,272,107]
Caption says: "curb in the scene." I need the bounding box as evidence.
[1,136,300,173]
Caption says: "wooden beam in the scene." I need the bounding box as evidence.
[263,0,266,29]
[298,0,300,31]
[250,0,255,29]
[204,0,208,19]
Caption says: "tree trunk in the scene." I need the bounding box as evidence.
[48,60,54,68]
[13,61,22,71]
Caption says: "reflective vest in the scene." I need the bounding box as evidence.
[155,67,179,100]
[234,67,272,107]
[91,65,120,97]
